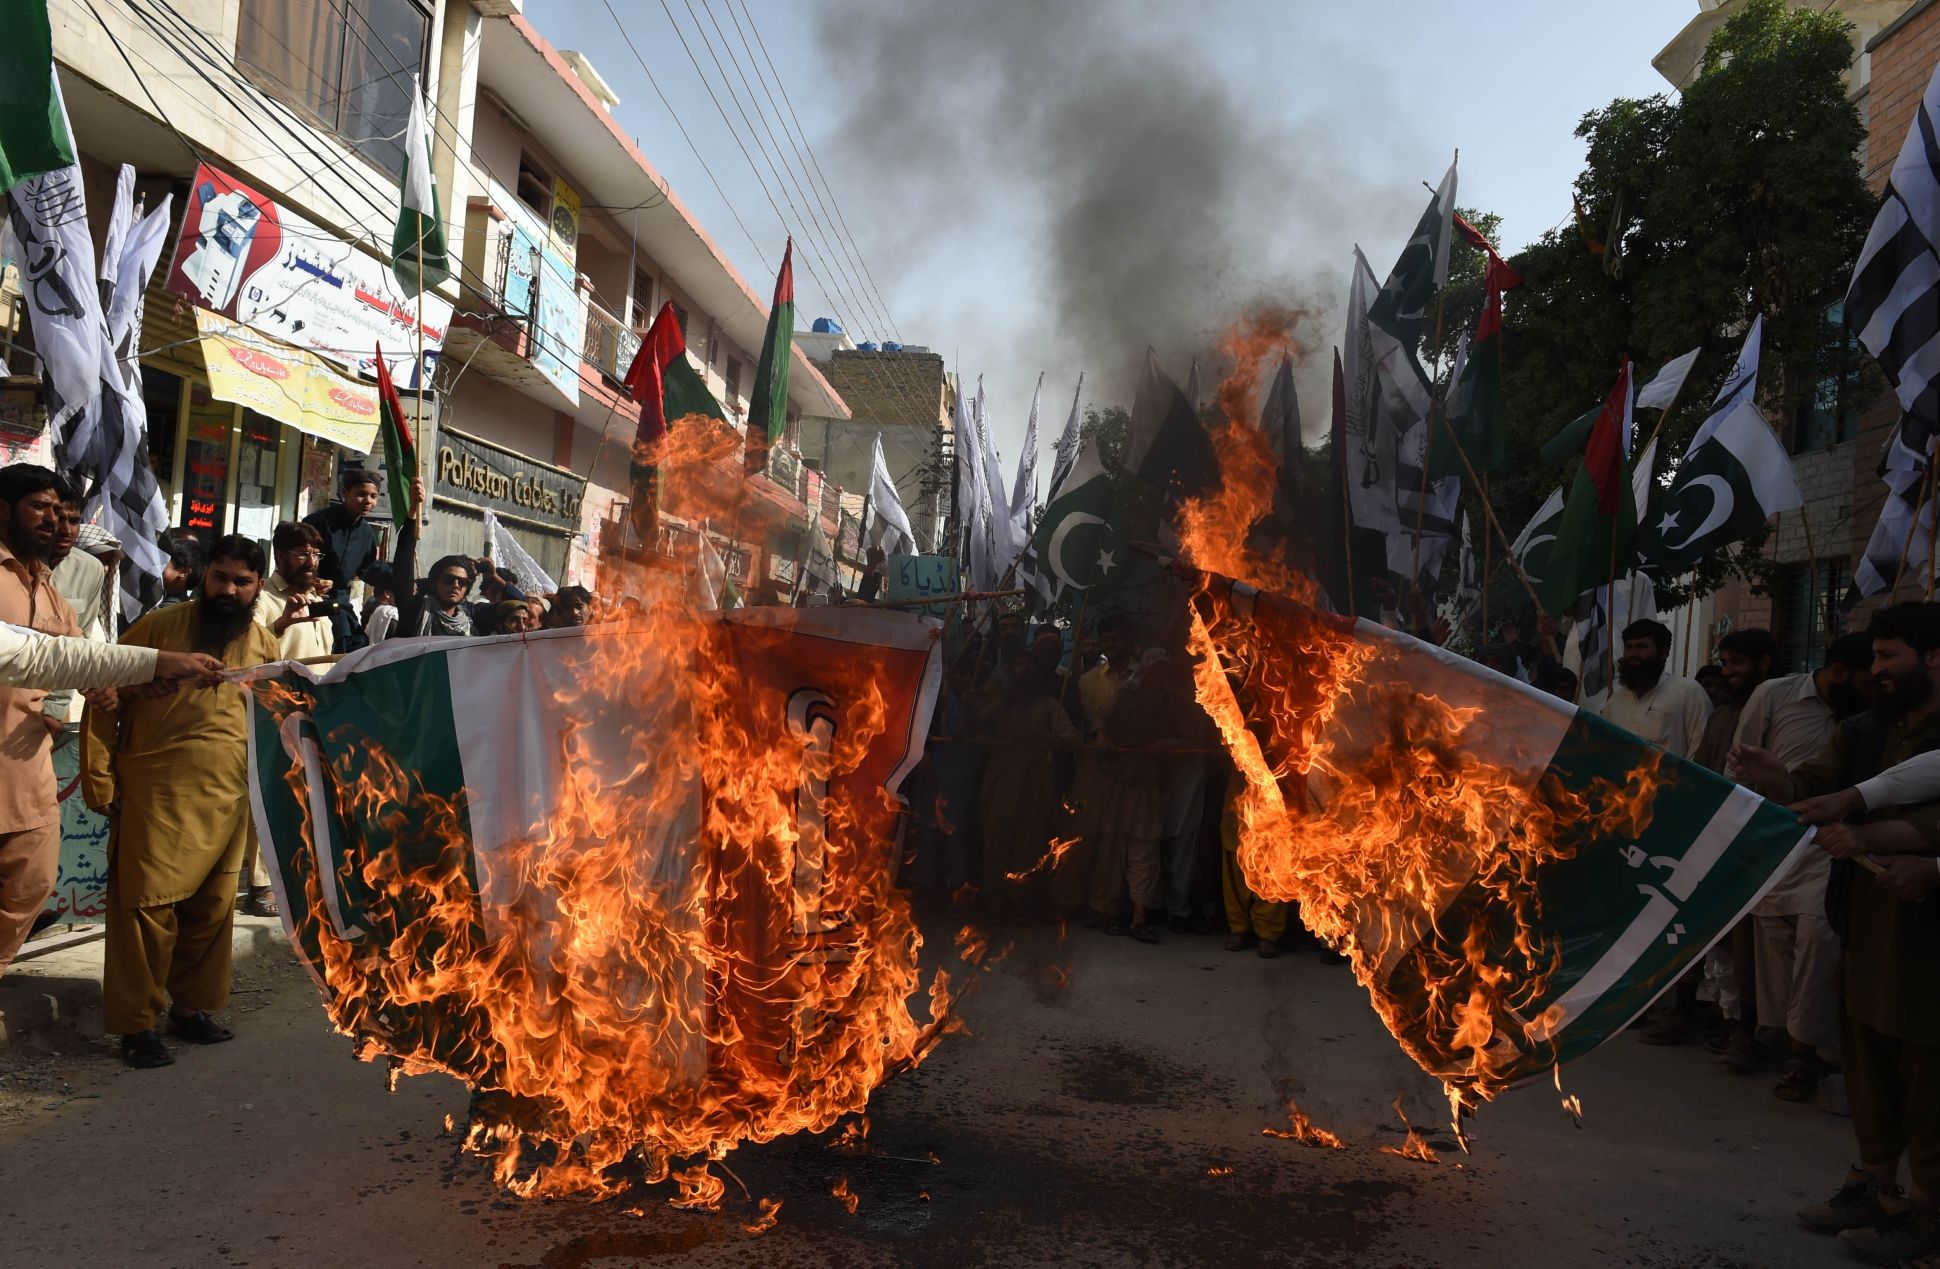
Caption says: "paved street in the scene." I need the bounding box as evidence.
[1,922,1845,1268]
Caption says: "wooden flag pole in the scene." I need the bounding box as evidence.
[1888,458,1936,602]
[414,217,426,526]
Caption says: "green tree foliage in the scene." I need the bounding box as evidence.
[1470,0,1874,614]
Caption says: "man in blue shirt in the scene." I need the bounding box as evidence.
[302,468,419,653]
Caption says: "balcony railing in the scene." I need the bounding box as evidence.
[584,299,641,386]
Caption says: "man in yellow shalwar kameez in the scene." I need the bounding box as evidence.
[82,535,280,1068]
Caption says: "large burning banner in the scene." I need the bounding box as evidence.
[240,607,942,1199]
[1189,574,1811,1107]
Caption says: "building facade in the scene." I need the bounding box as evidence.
[1,0,849,604]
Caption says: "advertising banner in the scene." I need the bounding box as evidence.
[195,310,381,454]
[491,179,584,405]
[164,163,451,385]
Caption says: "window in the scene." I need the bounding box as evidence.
[236,0,431,175]
[630,269,656,331]
[515,155,552,218]
[1776,556,1848,672]
[1794,301,1859,454]
[670,301,689,343]
[723,357,744,415]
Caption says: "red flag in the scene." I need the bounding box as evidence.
[622,302,688,446]
[373,346,417,522]
[1585,361,1632,515]
[1453,213,1523,340]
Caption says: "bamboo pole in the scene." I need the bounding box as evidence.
[1888,459,1936,602]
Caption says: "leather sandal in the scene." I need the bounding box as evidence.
[166,1011,234,1045]
[120,1030,174,1069]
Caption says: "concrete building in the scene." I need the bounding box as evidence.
[1,0,847,600]
[795,330,955,555]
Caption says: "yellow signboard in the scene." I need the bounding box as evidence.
[549,176,581,258]
[194,310,381,454]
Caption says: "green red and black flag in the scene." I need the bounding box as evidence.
[373,345,417,523]
[1429,213,1522,481]
[744,237,794,475]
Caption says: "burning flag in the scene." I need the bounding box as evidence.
[240,601,944,1197]
[1190,574,1812,1102]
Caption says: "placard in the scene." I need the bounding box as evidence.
[885,553,959,610]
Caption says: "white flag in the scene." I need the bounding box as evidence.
[1010,372,1042,533]
[1688,316,1762,450]
[1047,373,1084,500]
[867,433,916,556]
[1636,346,1700,412]
[1343,248,1401,536]
[484,509,559,595]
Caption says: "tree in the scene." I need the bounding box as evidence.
[1474,0,1872,615]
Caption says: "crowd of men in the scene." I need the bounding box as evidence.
[5,455,1940,1260]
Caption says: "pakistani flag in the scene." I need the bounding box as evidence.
[1636,399,1802,576]
[1029,433,1129,591]
[1368,155,1458,362]
[0,9,72,191]
[372,343,418,525]
[390,76,450,295]
[1507,486,1565,596]
[745,237,794,474]
[1200,574,1813,1090]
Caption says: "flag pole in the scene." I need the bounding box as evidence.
[414,216,426,527]
[1889,458,1936,602]
[1430,395,1560,662]
[1058,586,1090,722]
[1480,474,1490,641]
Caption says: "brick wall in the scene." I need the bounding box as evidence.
[1868,1,1940,190]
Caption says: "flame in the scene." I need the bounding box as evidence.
[1262,1098,1345,1150]
[252,421,954,1206]
[742,1197,782,1235]
[831,1175,860,1215]
[1176,312,1668,1119]
[1378,1097,1439,1165]
[1206,1165,1233,1177]
[1003,835,1078,883]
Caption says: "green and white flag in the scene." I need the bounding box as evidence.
[1636,399,1801,576]
[1202,574,1813,1090]
[1029,434,1129,591]
[390,75,450,294]
[0,6,72,191]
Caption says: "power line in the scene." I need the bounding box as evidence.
[730,0,902,345]
[725,0,901,344]
[690,0,888,343]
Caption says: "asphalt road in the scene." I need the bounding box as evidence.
[0,922,1849,1268]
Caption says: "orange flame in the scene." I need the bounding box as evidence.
[741,1197,783,1235]
[831,1175,860,1215]
[253,421,954,1207]
[1206,1165,1234,1177]
[1378,1097,1439,1165]
[1177,311,1668,1121]
[1262,1098,1345,1150]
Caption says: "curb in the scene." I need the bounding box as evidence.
[0,914,291,1050]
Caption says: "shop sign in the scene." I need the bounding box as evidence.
[886,553,959,611]
[164,162,452,384]
[435,427,585,530]
[195,310,381,453]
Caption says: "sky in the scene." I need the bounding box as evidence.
[530,0,1700,489]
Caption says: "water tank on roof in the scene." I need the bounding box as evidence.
[882,341,903,352]
[857,341,879,351]
[811,317,844,334]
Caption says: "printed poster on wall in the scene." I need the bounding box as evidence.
[194,310,381,454]
[163,162,452,386]
[492,178,584,406]
[42,738,108,923]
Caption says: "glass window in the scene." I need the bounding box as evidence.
[235,411,282,544]
[1794,301,1858,455]
[139,365,183,513]
[235,0,431,175]
[630,269,656,331]
[1777,556,1847,672]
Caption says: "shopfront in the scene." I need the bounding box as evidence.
[423,425,587,587]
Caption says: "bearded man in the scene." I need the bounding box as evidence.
[1599,618,1710,759]
[1735,603,1940,1265]
[82,535,280,1069]
[0,465,81,973]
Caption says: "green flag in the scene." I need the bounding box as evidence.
[390,75,450,294]
[1030,436,1136,592]
[0,4,72,191]
[1429,215,1520,481]
[744,238,794,474]
[1540,364,1637,613]
[1636,400,1803,577]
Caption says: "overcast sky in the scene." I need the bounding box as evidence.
[532,0,1699,488]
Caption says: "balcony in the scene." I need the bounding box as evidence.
[584,299,641,387]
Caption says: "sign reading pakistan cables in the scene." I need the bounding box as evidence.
[434,427,585,531]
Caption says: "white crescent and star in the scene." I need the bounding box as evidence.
[1662,474,1736,552]
[1519,533,1556,584]
[1047,513,1106,587]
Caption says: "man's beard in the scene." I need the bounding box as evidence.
[6,514,55,563]
[1878,665,1935,717]
[193,593,257,656]
[286,565,317,590]
[1617,654,1668,693]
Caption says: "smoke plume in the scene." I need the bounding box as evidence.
[809,0,1413,424]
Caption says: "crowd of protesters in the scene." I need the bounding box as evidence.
[8,454,1940,1259]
